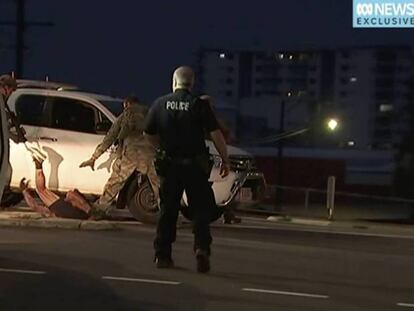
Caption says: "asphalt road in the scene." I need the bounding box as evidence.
[0,220,413,311]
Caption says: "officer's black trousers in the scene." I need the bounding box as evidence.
[154,161,214,259]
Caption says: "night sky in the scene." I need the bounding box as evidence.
[0,0,413,102]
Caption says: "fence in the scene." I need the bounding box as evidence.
[256,182,414,222]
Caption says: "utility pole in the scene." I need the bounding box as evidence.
[0,0,54,78]
[15,0,25,77]
[275,98,286,209]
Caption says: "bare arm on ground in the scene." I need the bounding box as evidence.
[210,129,230,177]
[20,179,53,217]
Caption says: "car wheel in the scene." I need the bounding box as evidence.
[126,175,159,224]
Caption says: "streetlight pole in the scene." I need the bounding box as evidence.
[276,99,285,209]
[15,0,25,78]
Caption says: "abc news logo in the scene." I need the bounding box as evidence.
[355,2,414,16]
[356,3,374,15]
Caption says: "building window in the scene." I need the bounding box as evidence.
[225,90,233,97]
[375,78,395,88]
[226,78,233,84]
[341,65,350,72]
[255,53,265,60]
[375,91,394,100]
[340,78,348,85]
[339,91,347,98]
[376,65,396,75]
[376,50,396,62]
[374,128,392,137]
[262,90,282,96]
[379,104,393,112]
[350,77,358,83]
[347,141,355,147]
[219,53,226,59]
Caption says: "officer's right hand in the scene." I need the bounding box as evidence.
[220,161,230,178]
[79,158,96,171]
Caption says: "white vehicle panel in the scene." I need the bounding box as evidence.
[183,170,238,206]
[35,127,113,194]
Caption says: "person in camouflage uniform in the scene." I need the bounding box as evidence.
[79,95,159,212]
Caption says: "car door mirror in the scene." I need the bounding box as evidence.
[95,121,111,134]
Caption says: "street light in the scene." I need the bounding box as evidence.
[327,118,339,131]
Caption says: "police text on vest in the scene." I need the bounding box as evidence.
[166,101,189,111]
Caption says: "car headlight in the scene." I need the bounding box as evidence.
[229,156,256,171]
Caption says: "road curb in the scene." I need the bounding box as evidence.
[79,221,120,231]
[0,217,119,231]
[266,216,331,226]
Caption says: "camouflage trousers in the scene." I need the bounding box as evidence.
[97,153,160,210]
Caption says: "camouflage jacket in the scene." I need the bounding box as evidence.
[92,104,152,160]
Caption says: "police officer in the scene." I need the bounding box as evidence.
[0,75,17,101]
[144,66,230,273]
[80,95,159,215]
[0,75,25,143]
[0,74,28,205]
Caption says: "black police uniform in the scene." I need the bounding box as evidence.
[144,89,219,260]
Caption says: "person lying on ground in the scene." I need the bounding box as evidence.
[20,156,92,219]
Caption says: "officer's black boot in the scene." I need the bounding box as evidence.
[154,256,174,269]
[154,244,174,269]
[195,249,210,273]
[223,209,241,224]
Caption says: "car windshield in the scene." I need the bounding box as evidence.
[99,100,124,117]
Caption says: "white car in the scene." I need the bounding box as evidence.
[2,81,265,223]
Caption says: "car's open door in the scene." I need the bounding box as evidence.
[0,95,9,199]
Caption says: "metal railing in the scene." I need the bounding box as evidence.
[264,184,414,222]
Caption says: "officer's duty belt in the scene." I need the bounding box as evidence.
[169,156,194,165]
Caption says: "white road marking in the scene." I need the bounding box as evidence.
[242,288,329,299]
[102,276,181,285]
[0,268,46,275]
[398,303,414,308]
